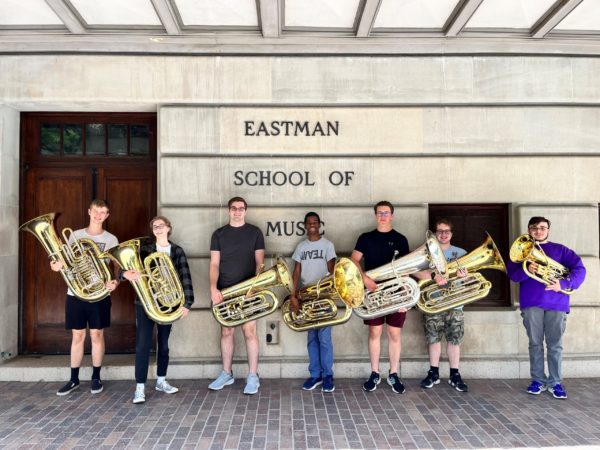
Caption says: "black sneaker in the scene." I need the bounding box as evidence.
[91,379,103,394]
[363,371,381,392]
[420,370,440,389]
[57,381,79,396]
[448,373,468,392]
[387,372,405,394]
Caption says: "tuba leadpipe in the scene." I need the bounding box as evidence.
[353,231,447,320]
[20,212,112,302]
[282,257,365,331]
[509,234,573,295]
[417,233,506,314]
[103,238,185,325]
[212,257,293,328]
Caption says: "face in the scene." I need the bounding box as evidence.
[375,206,393,227]
[228,201,247,223]
[152,219,170,239]
[88,206,109,225]
[305,215,321,235]
[528,221,550,242]
[435,223,452,245]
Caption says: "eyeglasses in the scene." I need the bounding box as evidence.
[529,226,549,232]
[229,207,246,212]
[376,211,391,217]
[436,229,452,235]
[152,224,166,230]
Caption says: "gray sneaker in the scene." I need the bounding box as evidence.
[132,389,145,404]
[244,373,260,395]
[208,371,234,390]
[156,380,179,394]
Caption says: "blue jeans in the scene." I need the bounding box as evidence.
[521,307,567,386]
[307,326,334,378]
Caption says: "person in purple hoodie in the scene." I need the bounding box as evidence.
[507,216,586,399]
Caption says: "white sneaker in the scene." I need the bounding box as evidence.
[133,389,145,404]
[208,371,235,390]
[156,380,179,394]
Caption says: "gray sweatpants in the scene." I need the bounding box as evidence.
[521,306,567,387]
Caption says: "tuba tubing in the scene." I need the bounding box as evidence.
[103,238,185,325]
[212,257,293,328]
[20,212,112,302]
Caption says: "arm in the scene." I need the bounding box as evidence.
[289,261,302,312]
[176,246,195,316]
[209,250,223,304]
[255,249,265,275]
[560,246,586,291]
[350,250,377,292]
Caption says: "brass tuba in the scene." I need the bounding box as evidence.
[212,258,293,327]
[20,212,112,302]
[353,231,447,319]
[509,234,573,295]
[282,257,365,331]
[417,233,506,314]
[104,238,185,324]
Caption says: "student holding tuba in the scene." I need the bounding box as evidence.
[48,199,119,396]
[507,216,586,399]
[208,197,265,395]
[121,216,194,404]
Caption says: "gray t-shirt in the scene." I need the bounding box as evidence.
[66,228,119,297]
[210,223,265,289]
[292,237,337,288]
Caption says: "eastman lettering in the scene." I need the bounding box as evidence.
[244,120,339,137]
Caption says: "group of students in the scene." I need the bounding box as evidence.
[52,197,586,404]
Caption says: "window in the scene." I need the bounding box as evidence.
[428,204,511,308]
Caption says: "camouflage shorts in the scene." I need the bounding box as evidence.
[423,309,464,345]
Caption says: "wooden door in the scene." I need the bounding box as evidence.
[20,112,156,354]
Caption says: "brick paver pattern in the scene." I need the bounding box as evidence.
[1,379,600,449]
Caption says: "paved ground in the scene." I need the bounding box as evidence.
[1,378,600,450]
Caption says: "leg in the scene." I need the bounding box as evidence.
[521,307,547,384]
[544,310,567,386]
[89,329,105,368]
[387,326,401,374]
[428,342,442,367]
[241,320,259,374]
[220,326,235,373]
[367,325,383,373]
[156,323,173,378]
[445,309,465,371]
[135,305,155,384]
[447,343,460,369]
[307,329,322,378]
[70,329,86,369]
[319,326,334,377]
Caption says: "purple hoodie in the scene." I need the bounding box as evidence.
[507,241,586,313]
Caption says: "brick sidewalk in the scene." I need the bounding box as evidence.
[1,378,600,449]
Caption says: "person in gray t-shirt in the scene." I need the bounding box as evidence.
[289,212,337,393]
[208,197,265,395]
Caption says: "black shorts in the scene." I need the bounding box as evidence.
[65,295,111,330]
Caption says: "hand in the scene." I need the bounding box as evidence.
[50,260,63,272]
[545,279,562,292]
[363,275,377,292]
[105,279,119,291]
[123,270,141,281]
[527,262,539,275]
[397,307,409,313]
[434,274,448,286]
[211,287,223,305]
[289,295,300,313]
[457,268,468,278]
[180,307,190,318]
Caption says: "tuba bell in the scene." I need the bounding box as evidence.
[212,257,293,327]
[509,234,573,295]
[417,233,506,314]
[20,212,112,302]
[353,231,447,319]
[103,238,185,324]
[282,257,365,331]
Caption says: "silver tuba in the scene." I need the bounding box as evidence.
[282,257,365,331]
[20,212,112,302]
[212,258,293,327]
[103,238,186,325]
[353,231,447,319]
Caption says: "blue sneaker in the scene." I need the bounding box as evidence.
[208,371,234,390]
[548,383,567,399]
[302,377,323,391]
[244,373,260,395]
[322,375,335,393]
[526,380,547,395]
